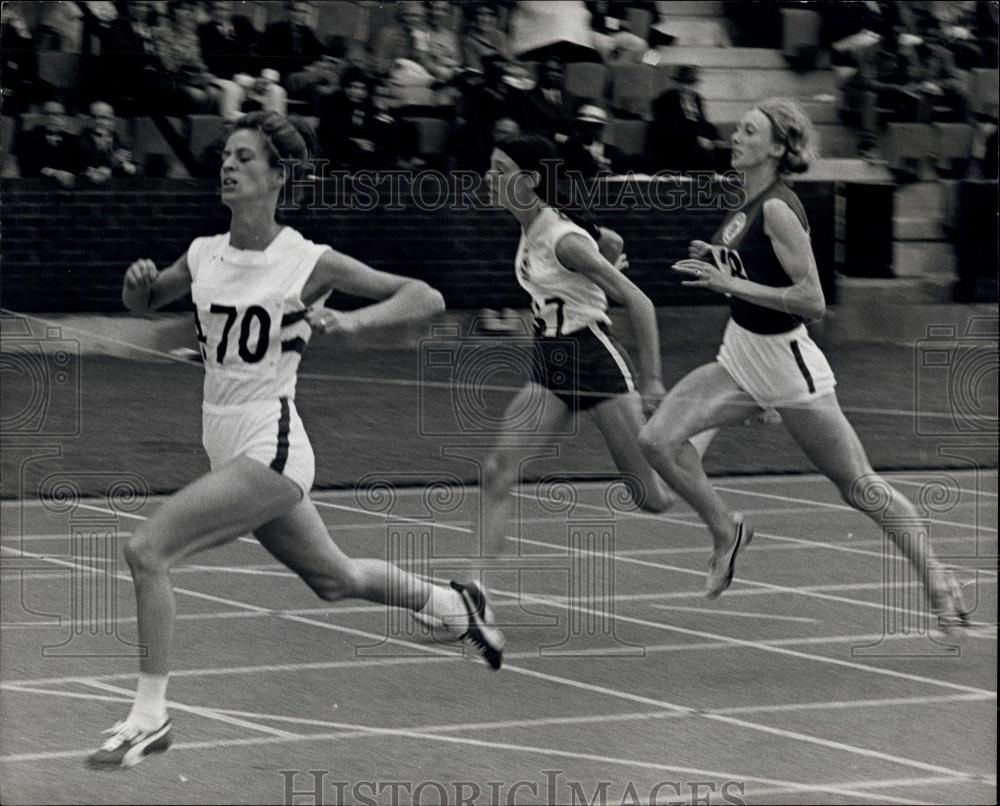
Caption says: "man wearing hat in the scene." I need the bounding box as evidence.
[561,103,625,176]
[649,64,721,172]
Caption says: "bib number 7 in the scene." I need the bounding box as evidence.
[194,304,272,365]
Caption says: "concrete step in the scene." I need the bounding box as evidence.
[656,1,724,17]
[697,68,836,101]
[799,158,892,182]
[893,240,956,279]
[655,47,789,69]
[894,216,948,240]
[894,181,948,215]
[652,18,731,47]
[816,124,859,158]
[706,99,840,124]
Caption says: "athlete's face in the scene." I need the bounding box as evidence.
[220,129,284,205]
[487,148,537,212]
[730,108,785,171]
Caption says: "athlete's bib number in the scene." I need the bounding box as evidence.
[194,304,272,365]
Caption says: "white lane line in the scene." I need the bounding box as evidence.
[506,580,997,698]
[650,605,818,623]
[0,630,979,687]
[0,706,981,803]
[889,477,998,500]
[3,545,985,782]
[715,486,998,533]
[312,501,474,534]
[79,679,302,738]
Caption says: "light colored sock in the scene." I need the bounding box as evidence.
[128,673,169,729]
[419,585,466,628]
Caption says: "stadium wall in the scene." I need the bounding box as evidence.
[0,177,836,312]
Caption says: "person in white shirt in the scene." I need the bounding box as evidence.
[88,112,505,770]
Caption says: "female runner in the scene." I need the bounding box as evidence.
[89,112,504,769]
[637,98,969,627]
[477,133,675,584]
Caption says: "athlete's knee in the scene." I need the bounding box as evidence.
[123,527,168,576]
[638,421,682,461]
[305,561,360,602]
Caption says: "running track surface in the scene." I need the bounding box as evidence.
[1,472,996,805]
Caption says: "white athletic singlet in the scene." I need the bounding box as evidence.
[514,207,610,337]
[187,227,331,408]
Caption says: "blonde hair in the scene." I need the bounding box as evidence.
[756,98,819,175]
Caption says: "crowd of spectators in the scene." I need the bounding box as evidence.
[2,0,997,185]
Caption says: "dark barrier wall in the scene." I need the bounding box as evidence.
[1,177,835,312]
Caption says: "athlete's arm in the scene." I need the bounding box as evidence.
[301,248,445,334]
[122,255,193,313]
[675,200,826,322]
[555,233,664,403]
[597,227,624,263]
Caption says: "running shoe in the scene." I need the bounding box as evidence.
[450,580,505,670]
[87,718,172,769]
[706,517,754,599]
[930,566,971,634]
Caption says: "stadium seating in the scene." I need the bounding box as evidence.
[932,122,975,176]
[884,123,934,174]
[609,63,671,120]
[565,62,608,105]
[405,117,452,162]
[970,68,1000,116]
[37,51,84,92]
[130,117,188,177]
[188,115,226,162]
[606,118,649,157]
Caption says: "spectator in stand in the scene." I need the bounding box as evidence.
[374,1,457,114]
[586,0,652,63]
[426,0,463,106]
[198,1,260,82]
[317,66,377,171]
[1,2,38,115]
[509,0,601,63]
[456,53,527,170]
[912,30,969,123]
[370,79,422,169]
[463,3,511,72]
[37,1,85,53]
[153,1,239,114]
[259,0,331,102]
[520,56,576,143]
[648,65,721,173]
[78,100,138,183]
[561,103,625,177]
[15,101,79,188]
[844,28,923,159]
[235,69,288,117]
[493,116,521,142]
[75,1,156,112]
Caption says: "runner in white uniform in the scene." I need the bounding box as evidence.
[476,134,675,600]
[639,99,970,628]
[89,112,505,770]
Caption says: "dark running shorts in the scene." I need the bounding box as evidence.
[532,322,637,411]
